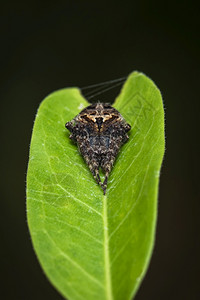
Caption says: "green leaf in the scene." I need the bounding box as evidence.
[27,71,165,300]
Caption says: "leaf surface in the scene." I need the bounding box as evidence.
[27,72,165,300]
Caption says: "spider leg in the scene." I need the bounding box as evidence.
[101,170,109,195]
[84,154,102,186]
[100,164,112,195]
[65,121,74,131]
[100,151,117,194]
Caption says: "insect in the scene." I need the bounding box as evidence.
[65,103,131,194]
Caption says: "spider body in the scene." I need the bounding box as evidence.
[65,103,131,194]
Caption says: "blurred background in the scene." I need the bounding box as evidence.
[1,1,199,299]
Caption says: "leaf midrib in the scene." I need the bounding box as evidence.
[103,195,113,300]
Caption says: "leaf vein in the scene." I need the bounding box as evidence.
[44,215,103,245]
[43,229,104,289]
[57,183,102,216]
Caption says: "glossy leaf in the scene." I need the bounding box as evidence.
[27,72,165,300]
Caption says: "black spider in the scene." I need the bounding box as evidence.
[65,103,131,194]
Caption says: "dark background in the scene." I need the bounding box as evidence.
[1,1,199,299]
